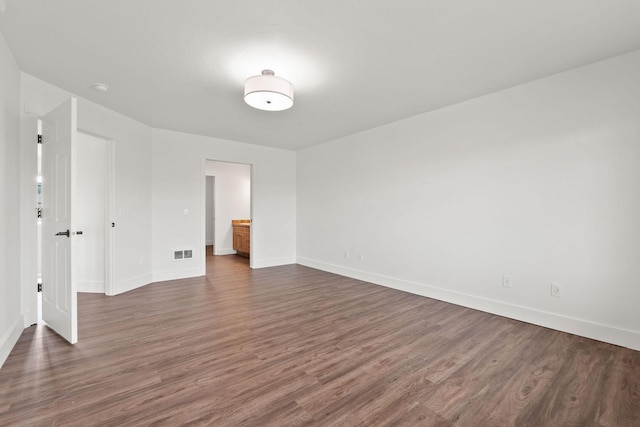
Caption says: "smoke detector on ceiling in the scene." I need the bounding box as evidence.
[92,82,110,92]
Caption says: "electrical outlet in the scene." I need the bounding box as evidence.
[551,283,564,297]
[502,275,512,288]
[357,253,364,262]
[344,251,350,260]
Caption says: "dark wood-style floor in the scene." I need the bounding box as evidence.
[1,252,639,426]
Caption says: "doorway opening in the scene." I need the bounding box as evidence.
[205,176,215,255]
[36,126,115,323]
[75,132,113,294]
[204,160,251,269]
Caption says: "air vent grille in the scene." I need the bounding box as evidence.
[172,249,194,261]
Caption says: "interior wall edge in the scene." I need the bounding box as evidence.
[110,273,153,296]
[0,315,24,370]
[296,257,640,352]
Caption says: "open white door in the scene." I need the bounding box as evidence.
[41,98,78,344]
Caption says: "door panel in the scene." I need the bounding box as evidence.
[41,98,78,344]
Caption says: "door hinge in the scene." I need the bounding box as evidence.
[37,134,42,144]
[37,207,42,218]
[37,283,42,292]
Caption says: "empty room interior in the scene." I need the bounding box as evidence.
[1,1,639,425]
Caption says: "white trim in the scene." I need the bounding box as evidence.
[111,273,152,296]
[77,280,106,293]
[72,131,115,297]
[297,257,640,351]
[214,248,236,256]
[202,157,254,269]
[151,268,202,284]
[248,165,254,270]
[105,138,116,296]
[0,316,24,369]
[252,256,296,269]
[200,158,207,279]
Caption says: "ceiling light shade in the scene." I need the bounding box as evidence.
[244,70,293,111]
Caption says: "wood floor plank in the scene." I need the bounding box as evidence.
[0,252,638,426]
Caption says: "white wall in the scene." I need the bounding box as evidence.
[205,176,214,246]
[76,132,108,293]
[151,128,296,280]
[206,161,251,255]
[20,74,153,304]
[297,50,640,351]
[0,32,23,368]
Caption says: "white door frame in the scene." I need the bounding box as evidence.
[205,175,215,247]
[200,158,253,272]
[31,110,116,330]
[105,137,116,296]
[76,130,116,296]
[38,129,116,311]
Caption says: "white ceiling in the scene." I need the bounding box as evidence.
[2,1,640,150]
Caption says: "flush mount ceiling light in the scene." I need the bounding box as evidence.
[244,70,293,111]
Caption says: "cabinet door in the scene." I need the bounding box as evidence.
[233,227,250,255]
[241,230,250,253]
[233,230,240,251]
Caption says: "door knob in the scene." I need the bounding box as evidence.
[55,229,70,237]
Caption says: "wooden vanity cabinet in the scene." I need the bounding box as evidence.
[232,220,250,257]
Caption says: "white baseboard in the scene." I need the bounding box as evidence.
[252,256,297,269]
[112,273,152,295]
[78,280,105,293]
[205,240,214,246]
[297,257,640,352]
[23,309,36,328]
[0,315,24,369]
[151,267,203,284]
[214,248,236,256]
